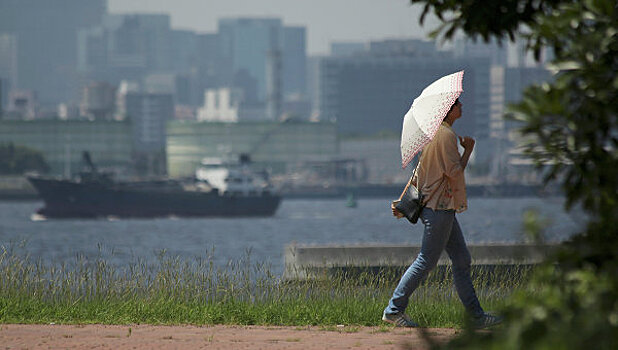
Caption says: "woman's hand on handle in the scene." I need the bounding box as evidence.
[458,136,475,150]
[391,201,404,219]
[458,136,475,169]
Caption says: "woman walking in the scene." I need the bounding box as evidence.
[383,98,502,329]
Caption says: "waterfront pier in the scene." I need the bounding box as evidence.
[284,243,560,279]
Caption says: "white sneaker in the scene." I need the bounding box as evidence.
[471,312,503,329]
[382,312,419,327]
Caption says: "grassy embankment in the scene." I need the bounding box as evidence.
[0,246,533,328]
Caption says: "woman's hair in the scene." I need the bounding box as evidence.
[447,99,460,114]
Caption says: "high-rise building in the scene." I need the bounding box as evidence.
[486,64,552,181]
[0,33,18,109]
[488,65,552,143]
[217,18,307,107]
[282,26,307,97]
[196,33,226,87]
[368,39,437,57]
[454,37,508,66]
[266,50,282,120]
[217,18,283,101]
[319,39,491,139]
[78,14,215,109]
[330,42,367,57]
[124,92,174,176]
[78,14,173,85]
[318,38,494,171]
[170,30,198,75]
[306,56,323,119]
[0,0,106,105]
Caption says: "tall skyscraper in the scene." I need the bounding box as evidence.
[320,39,490,137]
[218,18,283,101]
[123,91,174,176]
[217,18,307,106]
[330,42,367,57]
[170,30,198,75]
[0,33,18,109]
[453,37,508,66]
[0,0,106,106]
[0,77,3,117]
[282,26,307,97]
[78,14,173,85]
[266,50,282,120]
[194,33,225,106]
[319,38,492,164]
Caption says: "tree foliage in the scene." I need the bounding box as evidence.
[410,0,618,348]
[417,0,565,45]
[0,143,50,175]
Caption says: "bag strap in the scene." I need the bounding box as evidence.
[399,154,422,201]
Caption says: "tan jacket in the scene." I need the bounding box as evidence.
[412,122,468,213]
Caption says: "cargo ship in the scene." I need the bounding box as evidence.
[27,153,281,218]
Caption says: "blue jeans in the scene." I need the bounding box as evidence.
[384,208,483,317]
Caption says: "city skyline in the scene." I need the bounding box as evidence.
[0,0,552,184]
[107,0,437,55]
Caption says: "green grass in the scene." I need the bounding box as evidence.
[0,245,532,327]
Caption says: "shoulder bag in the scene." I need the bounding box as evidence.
[394,159,445,224]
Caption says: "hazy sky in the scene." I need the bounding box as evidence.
[107,0,439,55]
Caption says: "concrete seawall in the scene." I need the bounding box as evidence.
[284,243,560,279]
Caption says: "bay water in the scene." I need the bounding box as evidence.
[0,197,583,275]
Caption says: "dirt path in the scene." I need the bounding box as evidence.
[0,324,458,349]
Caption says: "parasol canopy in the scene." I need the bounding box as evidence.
[400,70,464,168]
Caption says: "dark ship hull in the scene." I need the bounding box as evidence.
[27,176,281,219]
